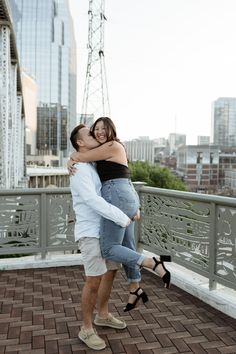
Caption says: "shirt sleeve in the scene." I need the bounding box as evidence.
[70,163,130,227]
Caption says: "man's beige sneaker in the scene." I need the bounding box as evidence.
[94,313,127,329]
[78,327,106,350]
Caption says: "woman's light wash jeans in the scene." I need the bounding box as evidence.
[99,178,145,283]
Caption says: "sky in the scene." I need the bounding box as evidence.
[68,0,236,144]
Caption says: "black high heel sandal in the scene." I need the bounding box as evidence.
[153,257,171,289]
[139,255,171,270]
[123,287,148,312]
[160,255,171,262]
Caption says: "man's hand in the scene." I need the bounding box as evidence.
[131,208,141,222]
[67,159,77,176]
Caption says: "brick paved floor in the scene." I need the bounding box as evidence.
[0,265,236,354]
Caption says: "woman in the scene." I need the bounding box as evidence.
[69,117,171,311]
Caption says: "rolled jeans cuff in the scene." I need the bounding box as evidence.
[127,276,141,284]
[137,254,146,266]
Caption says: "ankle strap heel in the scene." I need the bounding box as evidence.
[153,257,171,289]
[160,255,171,262]
[123,287,149,312]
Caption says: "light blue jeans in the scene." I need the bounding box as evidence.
[99,178,145,283]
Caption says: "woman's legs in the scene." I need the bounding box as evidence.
[100,178,171,309]
[100,179,143,283]
[99,217,147,311]
[100,217,143,282]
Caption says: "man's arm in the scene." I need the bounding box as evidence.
[70,164,131,227]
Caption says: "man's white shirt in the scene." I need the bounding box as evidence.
[70,162,130,241]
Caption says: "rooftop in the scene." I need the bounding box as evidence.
[1,255,236,354]
[1,185,236,352]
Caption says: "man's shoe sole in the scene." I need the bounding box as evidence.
[94,318,126,329]
[78,332,106,350]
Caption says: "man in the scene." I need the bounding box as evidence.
[70,124,131,351]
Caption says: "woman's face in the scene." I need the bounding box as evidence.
[93,120,108,144]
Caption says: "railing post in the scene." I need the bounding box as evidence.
[209,201,217,290]
[133,182,146,251]
[40,192,47,259]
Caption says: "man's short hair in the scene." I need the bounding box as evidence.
[70,124,86,150]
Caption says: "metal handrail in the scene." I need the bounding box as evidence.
[0,185,235,291]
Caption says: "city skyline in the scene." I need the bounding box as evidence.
[68,0,236,144]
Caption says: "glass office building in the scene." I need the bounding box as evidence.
[9,0,77,160]
[212,97,236,147]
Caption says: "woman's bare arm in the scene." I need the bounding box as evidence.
[70,141,125,163]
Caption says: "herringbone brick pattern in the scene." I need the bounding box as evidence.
[0,266,236,353]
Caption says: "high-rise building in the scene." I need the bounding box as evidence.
[212,97,236,147]
[21,70,37,156]
[124,137,155,165]
[9,0,77,163]
[0,0,26,188]
[177,145,219,193]
[197,136,210,145]
[168,133,186,154]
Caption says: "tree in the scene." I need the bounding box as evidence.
[128,161,150,184]
[129,161,187,191]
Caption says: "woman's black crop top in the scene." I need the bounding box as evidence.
[96,160,130,182]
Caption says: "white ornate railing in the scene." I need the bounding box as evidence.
[0,185,235,292]
[0,188,75,258]
[137,185,236,291]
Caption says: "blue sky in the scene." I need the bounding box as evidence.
[68,0,236,144]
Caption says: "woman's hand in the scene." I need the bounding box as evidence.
[70,151,80,161]
[67,158,77,176]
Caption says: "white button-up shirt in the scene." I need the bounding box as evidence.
[70,162,130,241]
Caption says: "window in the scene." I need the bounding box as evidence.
[197,152,203,164]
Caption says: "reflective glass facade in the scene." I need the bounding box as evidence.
[213,98,236,147]
[9,0,76,157]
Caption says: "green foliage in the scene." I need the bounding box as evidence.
[129,161,187,191]
[128,161,150,184]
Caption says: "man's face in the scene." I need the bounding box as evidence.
[78,127,100,149]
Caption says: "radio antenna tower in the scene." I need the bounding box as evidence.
[81,0,110,123]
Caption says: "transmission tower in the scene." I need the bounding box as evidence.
[80,0,110,123]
